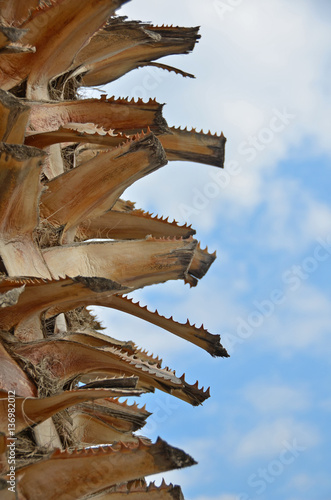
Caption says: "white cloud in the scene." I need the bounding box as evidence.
[305,202,331,242]
[264,284,331,354]
[242,382,310,414]
[222,100,265,138]
[256,178,331,253]
[223,278,331,357]
[104,0,331,234]
[234,418,319,461]
[288,473,315,491]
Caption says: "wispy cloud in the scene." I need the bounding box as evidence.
[242,382,310,414]
[234,418,319,461]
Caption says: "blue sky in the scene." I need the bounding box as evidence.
[88,1,331,499]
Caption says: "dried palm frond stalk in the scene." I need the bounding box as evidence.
[0,1,227,498]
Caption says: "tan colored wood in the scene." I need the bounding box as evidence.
[77,208,195,241]
[80,24,199,86]
[72,412,138,446]
[15,339,210,405]
[0,0,127,95]
[0,89,30,143]
[28,96,167,135]
[0,143,52,278]
[0,388,134,434]
[40,132,167,240]
[91,480,184,500]
[42,237,197,290]
[16,438,196,500]
[0,276,125,342]
[0,342,37,397]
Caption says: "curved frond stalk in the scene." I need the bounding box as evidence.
[15,438,196,500]
[77,208,195,241]
[40,132,167,241]
[42,237,198,289]
[28,96,168,135]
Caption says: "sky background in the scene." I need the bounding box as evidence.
[87,1,331,499]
